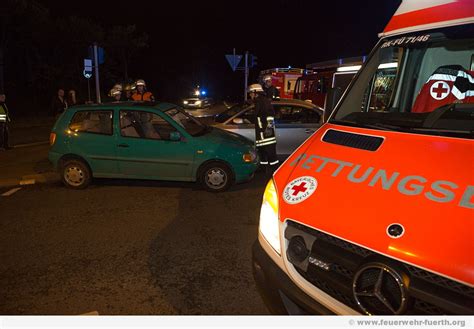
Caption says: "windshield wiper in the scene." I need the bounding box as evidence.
[408,127,474,137]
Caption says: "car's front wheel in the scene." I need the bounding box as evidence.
[199,161,233,192]
[61,159,91,189]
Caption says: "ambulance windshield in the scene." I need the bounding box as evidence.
[331,24,474,139]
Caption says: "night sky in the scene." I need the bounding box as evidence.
[38,0,402,100]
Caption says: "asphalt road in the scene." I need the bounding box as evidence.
[0,161,271,314]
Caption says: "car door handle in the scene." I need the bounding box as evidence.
[117,143,129,148]
[305,129,315,134]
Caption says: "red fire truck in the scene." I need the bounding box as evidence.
[293,57,366,109]
[259,68,305,99]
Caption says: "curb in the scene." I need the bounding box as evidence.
[0,172,60,189]
[12,141,49,148]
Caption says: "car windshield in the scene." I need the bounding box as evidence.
[215,104,251,123]
[163,107,207,136]
[331,24,474,139]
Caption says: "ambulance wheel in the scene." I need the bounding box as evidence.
[61,159,91,189]
[199,161,233,192]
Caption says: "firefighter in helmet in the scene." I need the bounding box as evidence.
[123,83,135,101]
[132,79,155,102]
[262,74,280,100]
[108,84,122,102]
[248,83,278,173]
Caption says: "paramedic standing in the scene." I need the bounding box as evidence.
[262,74,280,100]
[248,84,278,173]
[132,79,155,102]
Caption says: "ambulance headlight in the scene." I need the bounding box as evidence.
[195,100,202,105]
[183,100,189,105]
[259,179,281,255]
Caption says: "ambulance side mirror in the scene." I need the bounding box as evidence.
[324,87,343,122]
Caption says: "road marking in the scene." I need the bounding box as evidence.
[2,187,22,196]
[20,179,36,185]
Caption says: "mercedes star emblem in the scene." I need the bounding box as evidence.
[353,263,408,315]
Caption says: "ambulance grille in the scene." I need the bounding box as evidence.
[285,221,474,315]
[322,129,383,151]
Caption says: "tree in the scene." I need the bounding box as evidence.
[104,25,148,82]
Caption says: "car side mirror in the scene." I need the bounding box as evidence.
[324,87,343,122]
[232,118,244,124]
[170,131,181,141]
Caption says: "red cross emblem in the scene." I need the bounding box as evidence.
[291,182,308,196]
[283,176,318,204]
[430,81,450,100]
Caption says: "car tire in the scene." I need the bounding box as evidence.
[61,159,91,189]
[199,161,233,192]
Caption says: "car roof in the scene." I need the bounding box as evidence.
[70,101,177,111]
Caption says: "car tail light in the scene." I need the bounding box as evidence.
[49,132,56,146]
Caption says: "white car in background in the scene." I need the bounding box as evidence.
[213,99,323,156]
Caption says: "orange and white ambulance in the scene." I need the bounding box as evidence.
[253,0,474,315]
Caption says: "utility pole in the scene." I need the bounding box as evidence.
[93,43,101,103]
[87,79,91,103]
[244,51,249,102]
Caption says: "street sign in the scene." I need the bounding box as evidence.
[225,54,242,72]
[249,54,257,68]
[88,46,105,65]
[83,70,92,79]
[83,58,93,79]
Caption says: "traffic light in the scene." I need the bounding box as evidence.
[250,54,258,68]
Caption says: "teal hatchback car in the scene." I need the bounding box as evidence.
[49,102,258,192]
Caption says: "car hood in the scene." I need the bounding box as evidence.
[197,126,254,148]
[275,123,474,286]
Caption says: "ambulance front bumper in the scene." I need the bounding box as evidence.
[252,240,334,315]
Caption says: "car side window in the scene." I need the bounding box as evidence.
[69,110,113,135]
[274,106,321,124]
[120,110,178,140]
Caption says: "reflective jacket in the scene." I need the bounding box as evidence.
[254,94,276,147]
[263,85,280,100]
[0,103,9,122]
[132,91,155,102]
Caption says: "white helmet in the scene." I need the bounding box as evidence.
[135,79,146,87]
[109,88,121,97]
[113,83,123,91]
[262,74,272,82]
[247,83,264,93]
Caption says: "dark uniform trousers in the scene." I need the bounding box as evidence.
[254,95,278,170]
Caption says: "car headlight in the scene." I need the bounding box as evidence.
[195,100,202,105]
[259,179,281,255]
[183,100,189,104]
[242,149,257,163]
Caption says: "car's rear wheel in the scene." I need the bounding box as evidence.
[199,162,233,192]
[61,159,91,189]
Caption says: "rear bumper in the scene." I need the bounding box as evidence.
[48,151,61,170]
[252,240,335,315]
